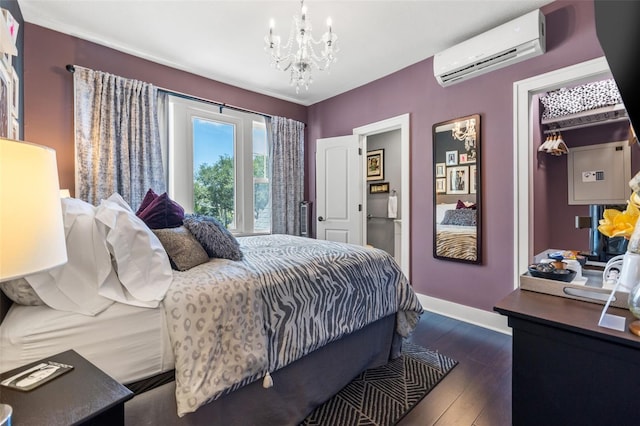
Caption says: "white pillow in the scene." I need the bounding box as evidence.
[25,198,116,315]
[436,203,457,224]
[94,193,172,308]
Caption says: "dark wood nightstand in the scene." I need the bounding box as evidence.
[0,349,133,425]
[495,289,640,426]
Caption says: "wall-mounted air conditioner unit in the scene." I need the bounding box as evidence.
[433,9,545,87]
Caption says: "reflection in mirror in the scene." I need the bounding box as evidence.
[433,114,481,263]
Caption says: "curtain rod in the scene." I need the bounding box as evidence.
[65,64,273,120]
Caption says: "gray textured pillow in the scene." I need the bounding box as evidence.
[183,215,243,261]
[0,278,45,306]
[152,226,210,271]
[441,209,477,226]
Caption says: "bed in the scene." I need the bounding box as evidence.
[435,202,478,261]
[0,194,423,425]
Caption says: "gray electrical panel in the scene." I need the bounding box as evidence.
[567,140,631,205]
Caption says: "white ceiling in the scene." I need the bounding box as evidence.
[18,0,553,106]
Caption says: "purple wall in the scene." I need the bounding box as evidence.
[307,0,607,310]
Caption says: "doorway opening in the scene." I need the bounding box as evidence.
[354,114,410,279]
[513,57,612,287]
[364,129,401,262]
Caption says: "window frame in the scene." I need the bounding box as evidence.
[167,95,269,235]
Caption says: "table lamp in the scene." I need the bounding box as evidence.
[0,138,67,425]
[0,138,67,282]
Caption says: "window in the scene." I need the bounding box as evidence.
[168,96,270,234]
[253,122,270,233]
[192,118,236,228]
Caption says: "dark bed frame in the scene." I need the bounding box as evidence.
[1,294,400,426]
[125,314,400,425]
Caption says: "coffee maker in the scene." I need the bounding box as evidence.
[577,204,629,264]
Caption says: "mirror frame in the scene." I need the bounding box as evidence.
[432,114,482,264]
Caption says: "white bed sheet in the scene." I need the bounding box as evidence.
[437,223,477,234]
[0,301,174,384]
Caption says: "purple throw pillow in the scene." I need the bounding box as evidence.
[456,199,477,210]
[137,192,185,229]
[136,188,159,216]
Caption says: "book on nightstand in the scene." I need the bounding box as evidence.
[0,360,74,391]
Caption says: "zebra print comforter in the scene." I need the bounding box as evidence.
[164,234,423,416]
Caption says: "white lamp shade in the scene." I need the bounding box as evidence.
[0,139,67,281]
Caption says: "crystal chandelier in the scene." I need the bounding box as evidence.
[452,118,477,151]
[264,0,338,93]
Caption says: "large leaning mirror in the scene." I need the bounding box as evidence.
[433,114,481,263]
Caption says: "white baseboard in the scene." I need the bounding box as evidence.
[417,293,512,335]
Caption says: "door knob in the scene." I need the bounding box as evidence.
[318,216,325,222]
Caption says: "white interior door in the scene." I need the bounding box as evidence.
[316,135,363,245]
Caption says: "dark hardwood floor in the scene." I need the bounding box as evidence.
[397,311,513,426]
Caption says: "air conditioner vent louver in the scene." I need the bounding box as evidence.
[434,10,545,87]
[439,48,519,83]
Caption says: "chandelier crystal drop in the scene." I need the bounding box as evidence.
[264,0,338,94]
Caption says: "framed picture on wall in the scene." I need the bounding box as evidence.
[10,66,18,119]
[435,178,446,194]
[460,153,475,164]
[367,149,384,181]
[435,162,446,178]
[0,62,11,138]
[3,9,18,44]
[446,166,469,194]
[1,9,17,67]
[470,165,477,194]
[445,150,458,166]
[370,182,389,194]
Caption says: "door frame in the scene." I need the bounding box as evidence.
[354,113,411,279]
[513,56,610,289]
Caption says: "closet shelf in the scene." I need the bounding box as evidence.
[542,103,628,134]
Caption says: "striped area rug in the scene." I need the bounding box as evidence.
[301,342,457,426]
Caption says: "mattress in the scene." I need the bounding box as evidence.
[0,301,174,384]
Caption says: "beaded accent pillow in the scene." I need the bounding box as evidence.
[153,226,210,271]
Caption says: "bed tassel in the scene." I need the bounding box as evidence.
[263,371,274,388]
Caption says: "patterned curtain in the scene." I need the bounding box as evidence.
[74,67,165,209]
[268,116,305,235]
